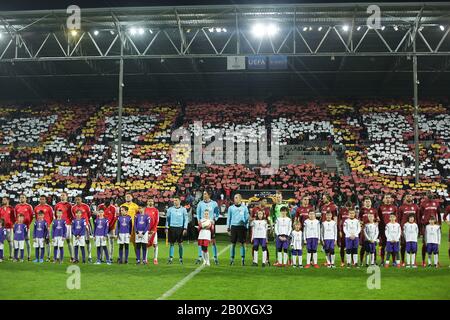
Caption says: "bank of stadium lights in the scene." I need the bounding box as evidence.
[128,27,145,36]
[440,25,445,31]
[70,29,78,37]
[251,23,278,38]
[207,27,227,33]
[342,25,349,32]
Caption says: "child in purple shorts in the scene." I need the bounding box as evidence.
[321,211,337,268]
[303,211,321,268]
[425,216,441,268]
[385,213,401,268]
[343,209,361,268]
[274,207,292,267]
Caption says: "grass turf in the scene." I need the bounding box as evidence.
[0,224,449,300]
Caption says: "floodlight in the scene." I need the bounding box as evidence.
[70,29,78,37]
[440,25,445,31]
[252,23,265,38]
[342,25,349,32]
[93,30,99,36]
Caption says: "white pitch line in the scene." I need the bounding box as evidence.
[157,245,231,300]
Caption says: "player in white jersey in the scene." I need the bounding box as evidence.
[403,214,419,268]
[321,212,337,268]
[384,213,401,267]
[251,210,269,266]
[290,222,303,268]
[303,211,321,268]
[424,216,441,268]
[274,207,292,266]
[343,209,361,268]
[363,213,379,266]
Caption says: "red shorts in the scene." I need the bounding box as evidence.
[198,239,210,247]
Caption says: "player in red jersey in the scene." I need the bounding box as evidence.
[359,197,378,265]
[0,196,15,260]
[145,199,160,265]
[338,201,352,266]
[419,193,442,266]
[98,199,117,260]
[398,192,420,266]
[34,195,54,261]
[320,194,338,222]
[378,194,397,264]
[14,194,34,261]
[72,196,93,262]
[54,192,73,261]
[295,196,314,225]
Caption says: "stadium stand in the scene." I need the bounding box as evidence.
[0,99,449,210]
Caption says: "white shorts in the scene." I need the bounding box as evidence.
[117,233,130,245]
[53,236,65,248]
[0,243,3,250]
[14,240,24,250]
[5,228,13,241]
[72,235,86,247]
[66,225,72,238]
[95,236,107,247]
[135,232,148,244]
[108,229,116,238]
[33,238,45,248]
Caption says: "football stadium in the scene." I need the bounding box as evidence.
[0,1,449,301]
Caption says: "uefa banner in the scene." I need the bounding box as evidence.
[247,55,267,69]
[269,55,288,69]
[226,56,246,70]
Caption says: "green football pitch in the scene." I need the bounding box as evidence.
[0,224,449,300]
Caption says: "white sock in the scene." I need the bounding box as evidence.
[277,252,282,264]
[262,250,267,264]
[428,255,431,265]
[331,254,335,265]
[434,254,438,265]
[366,255,370,265]
[307,253,312,264]
[283,252,288,265]
[205,252,210,264]
[411,253,415,265]
[293,255,297,265]
[326,254,330,265]
[298,255,303,266]
[154,245,158,260]
[67,240,73,259]
[371,253,375,265]
[313,253,318,264]
[352,254,358,265]
[109,237,114,258]
[406,253,410,265]
[87,241,92,259]
[253,250,258,264]
[346,254,351,264]
[26,239,31,259]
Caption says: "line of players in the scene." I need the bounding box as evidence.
[239,191,449,268]
[0,193,160,264]
[1,190,449,268]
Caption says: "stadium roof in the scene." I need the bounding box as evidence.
[0,2,449,100]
